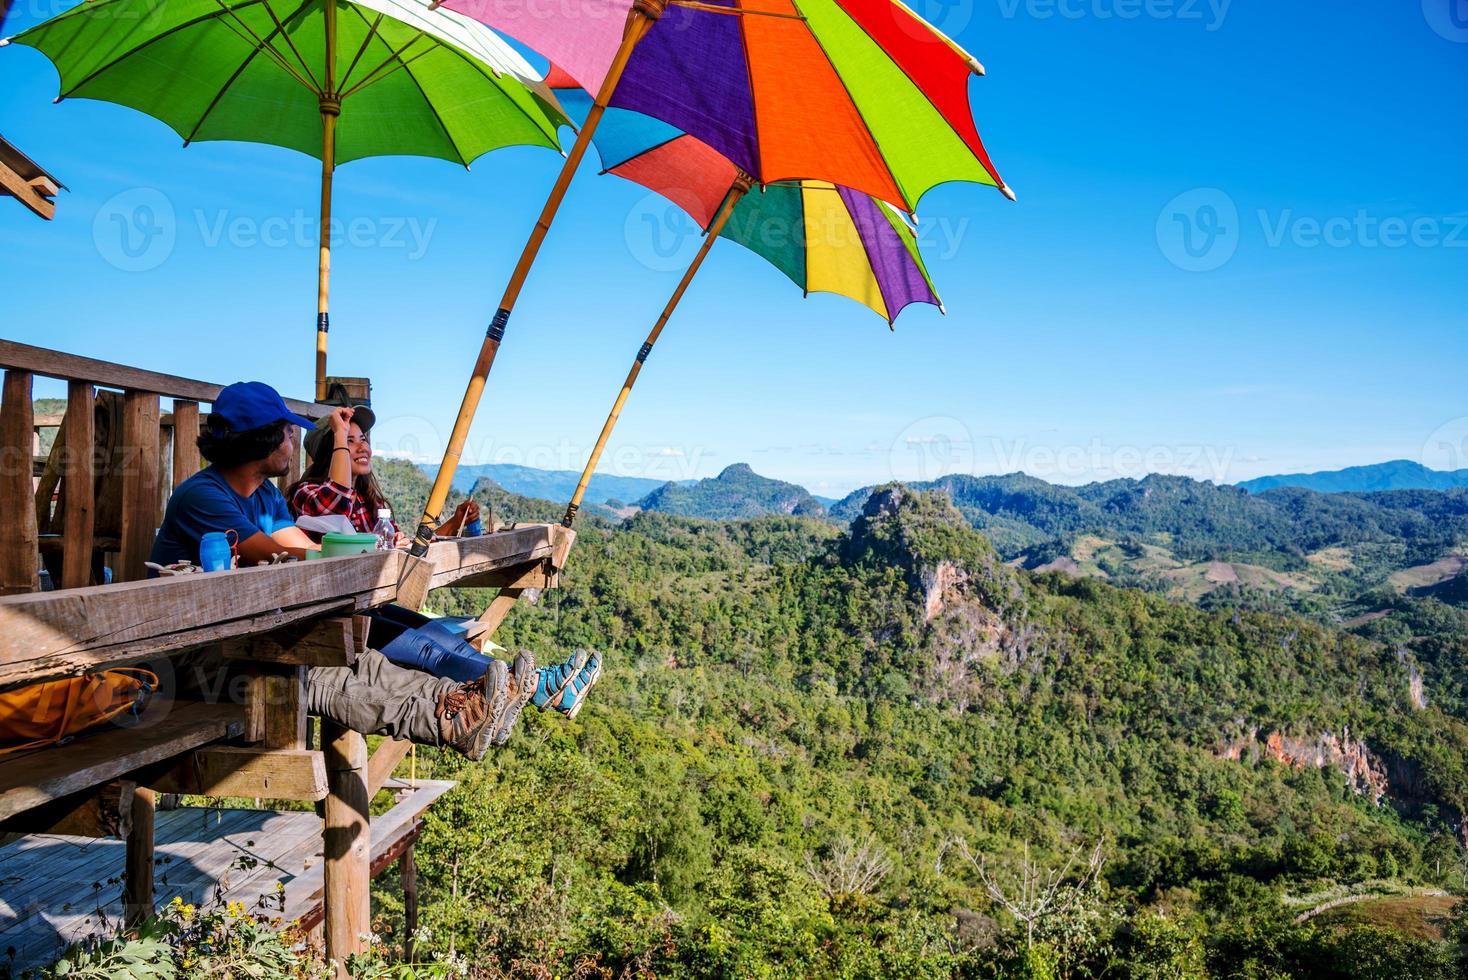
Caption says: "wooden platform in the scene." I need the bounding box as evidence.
[0,780,452,971]
[0,524,571,690]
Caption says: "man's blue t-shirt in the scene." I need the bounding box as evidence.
[149,467,293,567]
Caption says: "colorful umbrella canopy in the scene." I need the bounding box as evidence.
[543,74,944,525]
[406,0,1010,552]
[553,71,940,324]
[4,0,567,397]
[440,0,1012,212]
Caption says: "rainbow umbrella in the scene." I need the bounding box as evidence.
[410,0,1009,552]
[549,70,941,525]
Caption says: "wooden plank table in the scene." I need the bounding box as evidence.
[0,525,571,690]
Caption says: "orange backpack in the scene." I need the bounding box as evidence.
[0,668,159,755]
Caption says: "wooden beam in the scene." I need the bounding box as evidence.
[423,525,561,591]
[149,746,328,801]
[0,370,38,595]
[323,721,371,973]
[0,557,405,687]
[60,381,95,589]
[395,553,433,612]
[0,701,245,821]
[0,340,329,419]
[282,779,455,928]
[0,779,135,837]
[455,559,557,593]
[0,153,55,220]
[124,788,156,926]
[118,391,160,583]
[366,739,412,797]
[242,665,308,749]
[222,615,361,668]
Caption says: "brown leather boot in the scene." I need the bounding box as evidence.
[490,649,537,747]
[436,660,509,761]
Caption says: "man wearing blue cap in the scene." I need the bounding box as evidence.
[151,381,320,568]
[151,381,514,760]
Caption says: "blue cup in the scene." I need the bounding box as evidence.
[199,532,233,572]
[464,516,483,537]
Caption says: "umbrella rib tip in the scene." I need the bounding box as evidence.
[1000,184,1017,202]
[970,58,985,76]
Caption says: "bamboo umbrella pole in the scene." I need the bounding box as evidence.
[315,102,338,401]
[561,173,752,528]
[410,0,668,555]
[315,0,339,402]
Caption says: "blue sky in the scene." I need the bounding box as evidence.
[1,0,1465,498]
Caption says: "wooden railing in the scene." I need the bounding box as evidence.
[0,339,331,593]
[0,340,577,974]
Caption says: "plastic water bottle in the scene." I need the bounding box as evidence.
[374,508,397,551]
[200,531,233,572]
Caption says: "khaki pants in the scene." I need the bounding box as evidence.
[306,648,460,745]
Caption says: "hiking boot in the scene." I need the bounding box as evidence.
[436,659,509,761]
[533,650,603,720]
[489,649,537,747]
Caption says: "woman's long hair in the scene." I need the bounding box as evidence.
[286,442,389,528]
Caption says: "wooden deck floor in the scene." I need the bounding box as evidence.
[0,780,452,971]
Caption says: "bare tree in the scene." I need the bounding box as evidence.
[952,838,1105,949]
[804,834,892,900]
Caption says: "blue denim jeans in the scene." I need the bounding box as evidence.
[370,606,494,685]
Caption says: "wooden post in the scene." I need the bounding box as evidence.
[402,843,418,963]
[123,787,156,926]
[118,391,160,582]
[61,381,95,589]
[171,400,200,486]
[322,720,371,974]
[0,369,38,594]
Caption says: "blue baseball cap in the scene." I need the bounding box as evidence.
[211,382,317,433]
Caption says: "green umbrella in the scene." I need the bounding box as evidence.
[4,0,567,398]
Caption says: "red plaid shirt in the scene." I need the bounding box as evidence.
[290,480,375,534]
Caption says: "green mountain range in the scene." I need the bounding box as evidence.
[415,460,681,505]
[1238,460,1468,494]
[362,458,1468,978]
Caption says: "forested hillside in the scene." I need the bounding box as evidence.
[637,463,828,520]
[364,462,1468,978]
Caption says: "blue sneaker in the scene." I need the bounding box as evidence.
[532,650,602,720]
